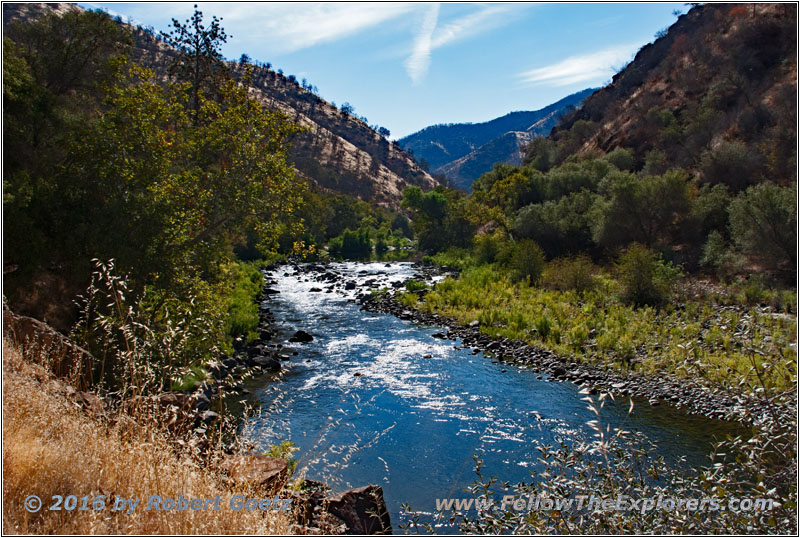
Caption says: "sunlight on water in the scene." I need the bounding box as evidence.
[238,262,741,532]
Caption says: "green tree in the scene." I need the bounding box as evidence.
[592,170,691,249]
[161,4,230,116]
[729,182,796,275]
[616,243,682,307]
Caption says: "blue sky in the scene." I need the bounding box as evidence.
[81,2,685,139]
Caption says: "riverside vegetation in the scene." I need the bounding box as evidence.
[2,3,797,535]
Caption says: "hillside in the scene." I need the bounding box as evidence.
[3,2,438,208]
[541,3,796,187]
[399,88,595,189]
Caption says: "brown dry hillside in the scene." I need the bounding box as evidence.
[543,3,796,187]
[2,2,439,208]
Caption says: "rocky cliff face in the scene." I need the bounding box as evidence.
[4,2,439,208]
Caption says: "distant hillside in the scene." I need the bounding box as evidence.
[542,3,796,187]
[4,2,438,208]
[399,89,595,189]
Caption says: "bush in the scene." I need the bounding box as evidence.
[405,279,428,292]
[700,140,764,190]
[729,182,796,277]
[542,255,597,293]
[615,243,682,306]
[603,147,635,171]
[506,239,546,285]
[474,232,507,265]
[700,231,745,280]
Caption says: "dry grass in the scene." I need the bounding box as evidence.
[2,338,291,534]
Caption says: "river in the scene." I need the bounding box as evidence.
[235,261,741,531]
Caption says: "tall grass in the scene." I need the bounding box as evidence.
[400,264,797,392]
[2,339,290,534]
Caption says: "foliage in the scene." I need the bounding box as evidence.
[225,261,264,342]
[402,185,474,253]
[593,170,691,250]
[513,191,596,259]
[729,182,796,277]
[505,240,546,285]
[160,5,230,114]
[413,265,795,390]
[700,140,764,190]
[328,227,372,259]
[615,244,682,307]
[542,255,597,293]
[265,440,300,474]
[4,9,308,388]
[71,260,228,394]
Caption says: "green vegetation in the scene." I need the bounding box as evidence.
[3,8,304,389]
[265,440,300,475]
[225,260,268,343]
[399,263,795,391]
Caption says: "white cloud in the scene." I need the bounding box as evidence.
[430,4,516,49]
[404,3,440,85]
[518,43,640,87]
[404,4,519,84]
[215,2,419,55]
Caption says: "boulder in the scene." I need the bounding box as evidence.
[253,355,281,371]
[324,485,391,535]
[3,305,94,384]
[220,454,289,493]
[290,330,314,343]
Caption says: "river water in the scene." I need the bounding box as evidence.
[237,262,740,531]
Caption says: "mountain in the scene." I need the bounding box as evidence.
[3,3,439,208]
[398,89,595,190]
[541,3,796,186]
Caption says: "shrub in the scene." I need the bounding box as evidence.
[603,147,635,171]
[405,279,428,292]
[729,182,796,277]
[615,244,682,306]
[542,255,597,293]
[700,140,764,190]
[700,231,746,280]
[506,239,546,285]
[474,232,506,265]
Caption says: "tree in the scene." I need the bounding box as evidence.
[402,186,473,253]
[160,5,230,115]
[729,182,796,275]
[377,126,391,138]
[592,170,691,249]
[615,244,681,307]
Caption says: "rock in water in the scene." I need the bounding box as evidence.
[324,485,391,535]
[290,330,314,343]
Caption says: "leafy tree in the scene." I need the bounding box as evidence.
[160,4,230,115]
[513,191,597,258]
[523,137,557,171]
[616,243,682,307]
[402,186,473,253]
[592,170,690,249]
[506,239,546,285]
[700,140,764,190]
[729,182,796,275]
[603,147,636,171]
